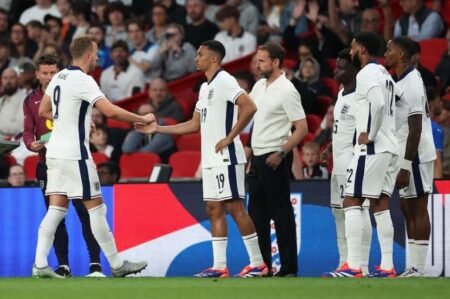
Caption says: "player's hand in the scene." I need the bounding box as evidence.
[266,152,282,170]
[134,122,157,134]
[142,113,156,124]
[395,168,410,189]
[215,137,233,154]
[320,149,329,166]
[358,132,372,145]
[30,141,45,152]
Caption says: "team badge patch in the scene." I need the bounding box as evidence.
[94,182,100,191]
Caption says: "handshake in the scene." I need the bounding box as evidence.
[134,113,158,134]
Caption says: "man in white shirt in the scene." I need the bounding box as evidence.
[136,40,268,278]
[33,35,152,278]
[248,43,308,277]
[331,32,401,278]
[385,36,436,277]
[19,0,61,25]
[100,40,145,102]
[127,18,162,83]
[321,49,372,277]
[214,5,256,64]
[0,68,26,139]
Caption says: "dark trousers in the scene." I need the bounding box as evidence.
[37,161,101,265]
[247,152,298,274]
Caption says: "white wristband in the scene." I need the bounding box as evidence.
[400,159,412,171]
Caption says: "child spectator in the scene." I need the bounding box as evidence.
[90,124,115,158]
[301,142,328,179]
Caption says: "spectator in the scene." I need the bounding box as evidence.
[279,0,309,43]
[258,0,291,44]
[148,78,185,122]
[359,8,389,55]
[227,0,260,35]
[214,5,256,63]
[315,104,334,147]
[18,61,37,93]
[411,40,438,89]
[394,0,444,41]
[7,164,26,187]
[100,40,145,102]
[0,8,9,42]
[91,107,106,126]
[26,20,45,45]
[90,124,115,159]
[301,142,328,179]
[92,0,107,25]
[296,39,332,77]
[67,1,91,40]
[103,1,128,47]
[160,23,197,81]
[160,0,187,26]
[97,162,120,185]
[19,0,61,25]
[234,70,255,93]
[10,23,38,59]
[0,68,27,139]
[38,42,70,67]
[295,56,330,97]
[147,4,169,44]
[121,103,175,160]
[88,24,112,71]
[435,28,450,95]
[185,0,220,49]
[44,14,64,47]
[427,88,444,178]
[127,18,163,83]
[0,40,18,76]
[327,0,361,46]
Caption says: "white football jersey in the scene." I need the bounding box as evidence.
[332,88,356,175]
[45,66,104,160]
[354,62,401,156]
[395,67,436,163]
[195,70,247,168]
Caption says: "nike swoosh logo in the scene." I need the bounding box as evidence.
[35,101,41,104]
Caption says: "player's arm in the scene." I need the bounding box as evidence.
[135,110,200,135]
[215,93,256,153]
[366,86,385,142]
[282,119,308,153]
[94,98,154,124]
[38,94,53,120]
[399,114,422,178]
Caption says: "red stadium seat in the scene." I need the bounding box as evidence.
[106,118,132,129]
[23,155,39,180]
[119,152,161,179]
[169,151,201,178]
[176,133,201,151]
[91,152,109,166]
[4,155,17,166]
[306,114,322,134]
[316,96,333,118]
[298,132,315,150]
[327,59,337,71]
[321,78,339,97]
[419,39,448,71]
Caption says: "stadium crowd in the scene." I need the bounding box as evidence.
[0,0,450,184]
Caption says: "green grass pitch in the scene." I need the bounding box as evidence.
[1,278,450,299]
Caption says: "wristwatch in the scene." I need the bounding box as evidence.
[277,150,286,159]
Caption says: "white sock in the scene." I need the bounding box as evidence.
[407,239,416,269]
[374,210,394,270]
[242,233,264,267]
[88,204,123,269]
[35,206,67,268]
[332,208,347,267]
[415,240,429,273]
[212,237,227,270]
[344,206,363,270]
[361,207,372,275]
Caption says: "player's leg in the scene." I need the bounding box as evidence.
[71,198,104,277]
[79,159,146,277]
[330,174,348,269]
[400,197,416,274]
[360,203,372,275]
[37,161,70,276]
[262,153,297,276]
[248,156,272,273]
[33,194,69,278]
[411,194,430,275]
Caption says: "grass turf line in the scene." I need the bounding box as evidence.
[0,277,449,299]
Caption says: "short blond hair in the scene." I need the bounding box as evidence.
[302,142,320,153]
[70,35,95,59]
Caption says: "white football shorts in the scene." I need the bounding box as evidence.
[202,164,245,201]
[399,161,434,198]
[331,173,370,208]
[46,158,102,200]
